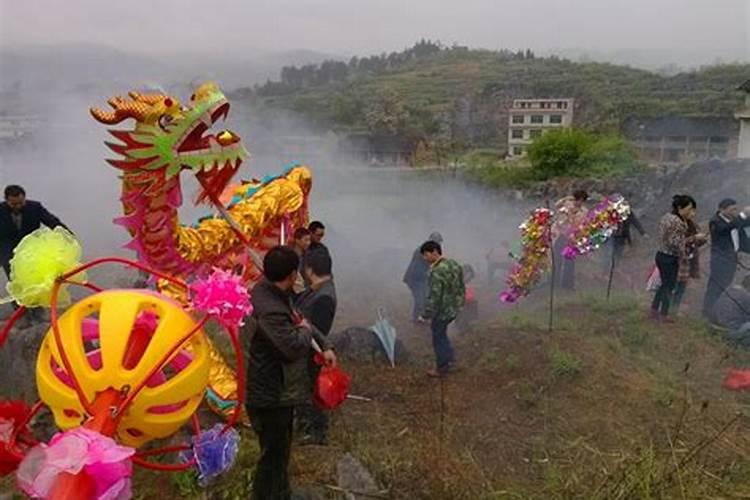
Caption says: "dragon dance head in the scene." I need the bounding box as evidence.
[91,82,248,202]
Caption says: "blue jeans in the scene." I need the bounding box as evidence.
[431,317,455,373]
[672,281,687,312]
[652,252,679,316]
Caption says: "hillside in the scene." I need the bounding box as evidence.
[239,42,750,151]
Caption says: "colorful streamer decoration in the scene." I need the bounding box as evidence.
[499,208,553,304]
[190,268,252,329]
[562,197,631,260]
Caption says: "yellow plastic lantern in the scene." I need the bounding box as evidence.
[36,289,211,448]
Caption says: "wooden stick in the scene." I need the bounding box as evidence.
[606,245,616,301]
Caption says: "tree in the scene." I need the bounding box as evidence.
[365,89,410,135]
[527,129,595,179]
[527,129,637,179]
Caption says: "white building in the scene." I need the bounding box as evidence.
[736,80,750,159]
[507,98,574,157]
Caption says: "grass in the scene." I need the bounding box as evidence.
[547,347,583,379]
[2,288,750,499]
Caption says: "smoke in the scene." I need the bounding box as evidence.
[0,83,529,316]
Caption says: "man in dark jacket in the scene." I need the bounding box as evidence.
[0,185,67,278]
[307,220,330,257]
[702,198,750,319]
[295,250,337,444]
[608,201,647,266]
[301,221,331,288]
[403,231,442,322]
[244,246,336,500]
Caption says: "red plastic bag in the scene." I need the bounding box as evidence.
[465,286,475,303]
[313,354,351,410]
[723,369,750,391]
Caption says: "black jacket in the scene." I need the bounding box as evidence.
[296,279,337,336]
[0,200,67,262]
[244,279,330,408]
[613,212,646,244]
[709,212,750,259]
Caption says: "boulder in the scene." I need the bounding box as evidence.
[336,453,382,500]
[329,327,409,365]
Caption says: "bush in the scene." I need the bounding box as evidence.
[527,129,638,180]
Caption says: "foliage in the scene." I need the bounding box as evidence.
[548,347,583,378]
[527,129,639,180]
[241,41,750,150]
[365,89,411,135]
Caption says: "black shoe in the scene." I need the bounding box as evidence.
[298,433,327,446]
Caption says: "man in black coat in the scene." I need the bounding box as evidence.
[244,246,336,500]
[0,185,67,279]
[702,198,750,320]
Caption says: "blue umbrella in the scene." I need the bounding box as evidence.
[370,308,397,367]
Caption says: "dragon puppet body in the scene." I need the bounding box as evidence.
[91,82,312,414]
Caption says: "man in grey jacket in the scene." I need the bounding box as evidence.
[296,250,337,444]
[244,246,336,500]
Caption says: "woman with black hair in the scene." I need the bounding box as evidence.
[651,195,705,321]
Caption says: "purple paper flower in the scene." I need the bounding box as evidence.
[180,424,240,486]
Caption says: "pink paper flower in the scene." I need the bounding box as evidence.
[190,268,253,329]
[17,427,134,500]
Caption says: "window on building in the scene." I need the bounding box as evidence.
[512,115,524,124]
[513,146,523,155]
[511,129,524,139]
[529,129,542,139]
[530,115,543,124]
[549,115,563,124]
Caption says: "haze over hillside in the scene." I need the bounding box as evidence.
[0,43,339,95]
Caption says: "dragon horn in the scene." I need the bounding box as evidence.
[90,100,151,124]
[129,91,168,105]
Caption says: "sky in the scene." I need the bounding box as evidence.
[1,0,748,59]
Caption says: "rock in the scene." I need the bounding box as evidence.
[0,303,14,321]
[329,327,409,365]
[0,317,49,400]
[336,453,381,500]
[291,487,328,500]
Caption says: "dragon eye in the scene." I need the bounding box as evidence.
[158,114,173,131]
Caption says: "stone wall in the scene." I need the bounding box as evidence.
[520,158,750,225]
